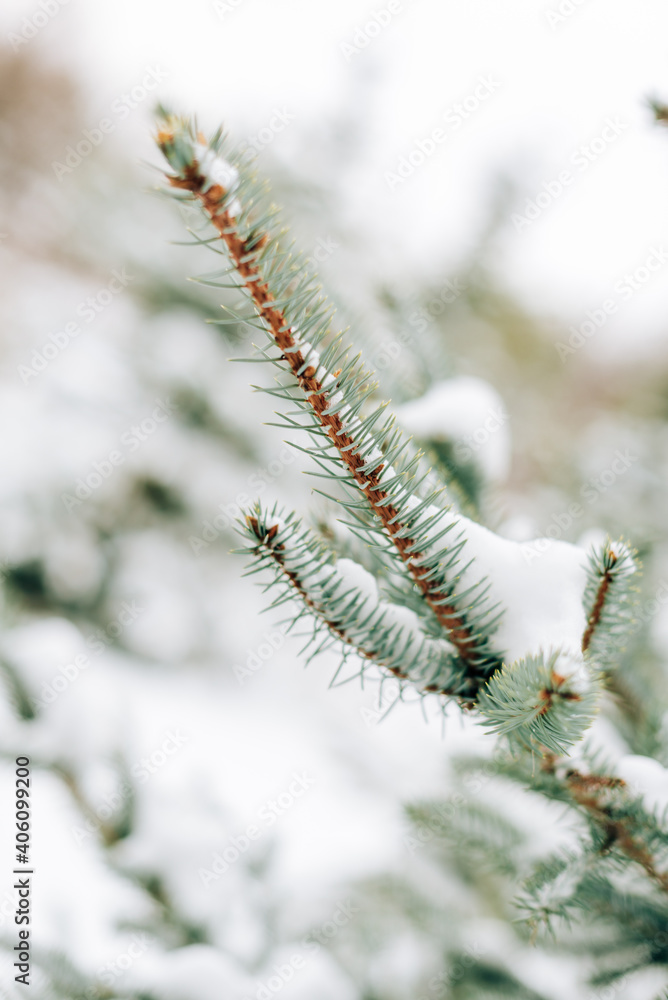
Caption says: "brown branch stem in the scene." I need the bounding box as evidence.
[541,756,668,895]
[167,156,491,673]
[582,557,616,653]
[248,517,463,696]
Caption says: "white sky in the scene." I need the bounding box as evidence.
[5,0,668,360]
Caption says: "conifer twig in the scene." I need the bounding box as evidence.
[581,541,638,662]
[243,507,466,696]
[540,755,668,895]
[156,117,502,687]
[582,558,615,653]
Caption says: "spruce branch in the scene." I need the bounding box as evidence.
[581,540,639,662]
[155,112,504,691]
[153,113,641,757]
[516,846,668,978]
[475,541,639,766]
[477,650,600,755]
[517,751,668,898]
[560,763,668,894]
[239,503,471,696]
[454,749,668,903]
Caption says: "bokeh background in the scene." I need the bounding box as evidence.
[1,1,668,997]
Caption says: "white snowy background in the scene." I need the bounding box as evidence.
[0,1,668,998]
